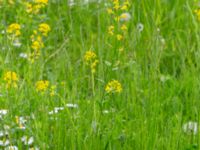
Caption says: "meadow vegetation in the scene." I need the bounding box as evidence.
[0,0,200,149]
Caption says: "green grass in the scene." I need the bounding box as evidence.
[0,0,200,149]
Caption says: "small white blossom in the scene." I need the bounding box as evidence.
[48,107,64,115]
[0,109,8,115]
[183,121,198,135]
[0,139,10,146]
[66,103,78,108]
[19,53,28,58]
[13,39,22,47]
[21,136,34,145]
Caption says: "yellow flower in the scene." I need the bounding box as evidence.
[116,34,123,41]
[35,80,49,92]
[108,25,115,35]
[7,23,21,37]
[121,1,130,10]
[35,0,48,5]
[38,23,51,36]
[121,5,128,11]
[105,80,122,93]
[31,40,43,51]
[113,0,120,10]
[84,50,98,73]
[120,24,127,31]
[107,8,114,14]
[84,50,97,63]
[25,1,47,14]
[3,71,19,89]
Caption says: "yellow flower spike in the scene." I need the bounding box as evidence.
[84,50,98,73]
[105,80,122,93]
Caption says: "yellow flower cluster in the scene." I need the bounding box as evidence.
[7,23,21,37]
[25,0,48,14]
[107,0,131,41]
[29,23,50,63]
[105,80,122,93]
[38,23,51,36]
[35,80,56,96]
[3,71,19,89]
[84,50,99,73]
[35,80,49,92]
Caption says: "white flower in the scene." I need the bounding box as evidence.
[120,12,131,22]
[137,23,144,32]
[21,136,34,145]
[183,121,198,135]
[48,107,64,115]
[19,53,28,58]
[0,130,9,137]
[16,116,27,130]
[5,146,18,150]
[13,39,21,47]
[0,139,10,146]
[0,109,8,115]
[0,109,8,119]
[68,0,75,6]
[66,103,78,108]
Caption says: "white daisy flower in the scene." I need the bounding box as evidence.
[183,121,198,135]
